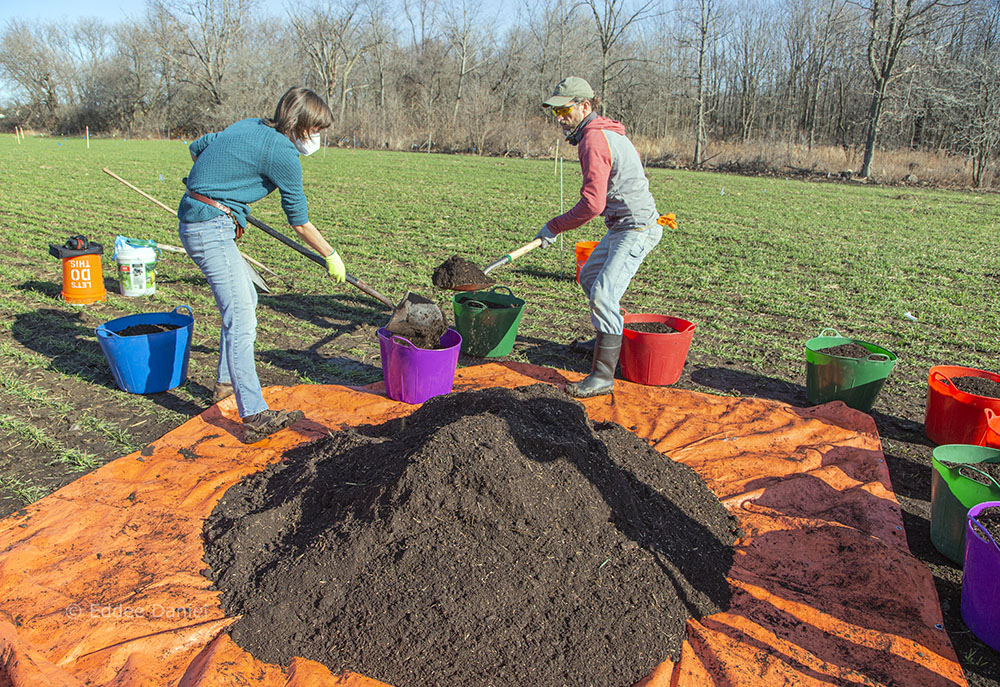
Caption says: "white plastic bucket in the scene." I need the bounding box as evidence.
[116,244,157,297]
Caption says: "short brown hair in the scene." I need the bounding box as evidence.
[266,87,334,140]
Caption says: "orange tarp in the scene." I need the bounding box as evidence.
[0,362,966,686]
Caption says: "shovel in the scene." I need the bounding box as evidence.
[448,238,543,291]
[245,215,446,341]
[102,168,274,294]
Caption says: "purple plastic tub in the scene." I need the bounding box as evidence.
[377,327,461,405]
[961,500,1000,652]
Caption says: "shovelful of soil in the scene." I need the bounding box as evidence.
[432,255,495,289]
[203,384,739,686]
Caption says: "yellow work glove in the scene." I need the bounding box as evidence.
[657,213,677,230]
[325,250,346,283]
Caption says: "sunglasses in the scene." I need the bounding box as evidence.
[551,102,577,117]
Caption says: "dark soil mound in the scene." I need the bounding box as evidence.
[952,375,1000,400]
[816,342,872,358]
[117,323,179,336]
[432,255,495,289]
[203,384,738,686]
[626,321,678,334]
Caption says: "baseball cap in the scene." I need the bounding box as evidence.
[541,77,595,108]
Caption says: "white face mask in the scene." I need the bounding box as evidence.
[293,132,322,156]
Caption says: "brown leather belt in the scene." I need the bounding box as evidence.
[185,189,243,238]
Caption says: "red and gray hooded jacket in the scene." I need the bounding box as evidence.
[547,115,659,234]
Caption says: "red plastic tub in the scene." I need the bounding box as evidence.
[925,365,1000,445]
[620,314,696,386]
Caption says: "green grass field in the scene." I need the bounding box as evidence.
[0,135,998,488]
[2,134,1000,684]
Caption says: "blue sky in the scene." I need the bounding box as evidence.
[2,0,291,24]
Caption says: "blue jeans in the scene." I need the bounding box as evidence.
[178,216,267,418]
[578,224,663,334]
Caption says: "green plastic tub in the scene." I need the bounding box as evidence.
[805,328,897,412]
[452,287,526,358]
[930,444,1000,564]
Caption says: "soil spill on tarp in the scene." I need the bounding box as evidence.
[204,384,738,686]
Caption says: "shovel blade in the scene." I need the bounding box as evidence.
[385,292,447,349]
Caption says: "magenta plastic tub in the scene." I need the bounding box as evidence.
[961,501,1000,652]
[377,327,461,404]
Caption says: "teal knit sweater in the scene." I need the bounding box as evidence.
[178,118,309,228]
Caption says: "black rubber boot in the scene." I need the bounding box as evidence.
[569,337,596,356]
[566,333,622,398]
[242,409,304,444]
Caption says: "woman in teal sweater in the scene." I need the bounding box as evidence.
[178,87,343,443]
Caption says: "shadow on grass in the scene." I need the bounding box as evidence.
[260,292,396,329]
[691,365,809,406]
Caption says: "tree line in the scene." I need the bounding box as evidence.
[1,0,997,186]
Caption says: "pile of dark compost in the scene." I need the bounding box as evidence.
[203,384,738,686]
[118,323,180,336]
[816,342,873,358]
[432,255,495,289]
[626,322,678,334]
[951,375,1000,399]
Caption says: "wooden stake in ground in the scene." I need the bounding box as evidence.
[86,126,90,149]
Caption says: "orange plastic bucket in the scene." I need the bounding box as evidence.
[620,313,696,386]
[60,252,106,305]
[925,365,1000,445]
[574,241,598,283]
[983,409,1000,449]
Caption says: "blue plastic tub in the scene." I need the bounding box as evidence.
[95,306,194,394]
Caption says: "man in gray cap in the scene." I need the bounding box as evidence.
[535,76,665,398]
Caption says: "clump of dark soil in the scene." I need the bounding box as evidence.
[432,255,495,289]
[952,375,1000,400]
[816,342,873,358]
[626,321,678,334]
[203,384,738,686]
[117,323,180,336]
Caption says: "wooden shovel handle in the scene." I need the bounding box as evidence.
[483,238,543,275]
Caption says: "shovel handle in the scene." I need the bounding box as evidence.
[482,238,543,276]
[246,215,395,308]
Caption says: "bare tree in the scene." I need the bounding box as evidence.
[856,0,950,178]
[0,20,66,125]
[580,0,656,110]
[150,0,258,108]
[679,0,724,166]
[441,0,494,125]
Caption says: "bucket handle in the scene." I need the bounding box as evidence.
[968,510,1000,552]
[488,285,514,297]
[462,299,488,313]
[930,368,979,403]
[980,408,1000,446]
[954,462,1000,491]
[866,353,892,363]
[173,305,193,317]
[389,334,416,349]
[95,323,122,339]
[819,327,841,338]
